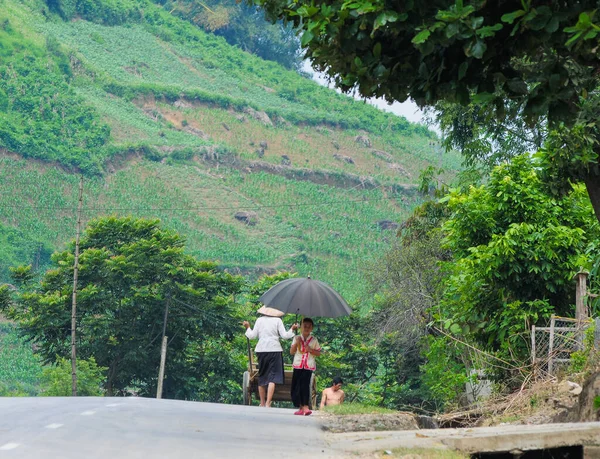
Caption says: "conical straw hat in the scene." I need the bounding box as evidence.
[257,305,285,317]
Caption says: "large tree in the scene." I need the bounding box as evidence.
[0,216,244,398]
[253,0,600,219]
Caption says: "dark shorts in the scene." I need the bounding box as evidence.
[257,352,284,386]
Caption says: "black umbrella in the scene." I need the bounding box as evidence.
[259,277,352,318]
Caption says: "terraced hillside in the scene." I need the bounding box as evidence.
[0,0,460,304]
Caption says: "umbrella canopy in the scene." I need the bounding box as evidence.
[259,277,352,318]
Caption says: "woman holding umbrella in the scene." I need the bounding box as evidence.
[243,306,298,407]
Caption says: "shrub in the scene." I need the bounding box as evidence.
[41,357,107,396]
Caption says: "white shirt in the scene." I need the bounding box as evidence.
[245,316,295,352]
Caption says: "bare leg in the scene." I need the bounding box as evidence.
[258,385,266,407]
[266,382,276,407]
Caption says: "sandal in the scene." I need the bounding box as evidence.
[304,410,312,416]
[294,410,305,415]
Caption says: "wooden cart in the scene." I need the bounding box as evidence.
[243,340,317,409]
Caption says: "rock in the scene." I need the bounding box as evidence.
[316,126,333,135]
[255,149,264,158]
[415,415,439,429]
[354,135,372,147]
[377,220,399,230]
[184,126,208,139]
[568,381,583,395]
[222,122,230,131]
[371,149,393,162]
[234,211,258,226]
[333,153,355,164]
[388,163,411,177]
[332,140,340,150]
[259,140,268,150]
[566,371,600,422]
[243,107,273,127]
[281,155,291,166]
[173,99,192,109]
[273,115,291,127]
[235,114,247,123]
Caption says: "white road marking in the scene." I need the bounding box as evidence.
[45,423,63,429]
[0,443,20,450]
[105,403,122,407]
[80,410,96,416]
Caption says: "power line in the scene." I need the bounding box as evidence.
[0,192,413,212]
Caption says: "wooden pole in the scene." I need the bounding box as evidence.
[156,297,170,399]
[575,271,589,322]
[71,176,84,397]
[157,335,168,399]
[531,325,536,372]
[246,338,253,374]
[548,315,555,375]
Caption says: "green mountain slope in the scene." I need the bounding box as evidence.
[0,0,460,303]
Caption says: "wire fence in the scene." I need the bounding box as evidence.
[531,315,595,378]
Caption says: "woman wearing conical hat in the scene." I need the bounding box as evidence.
[243,306,298,407]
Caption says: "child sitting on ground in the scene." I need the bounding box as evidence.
[290,317,322,416]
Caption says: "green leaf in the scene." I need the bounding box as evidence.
[458,61,468,80]
[507,78,528,94]
[471,16,484,29]
[501,10,526,24]
[545,15,560,33]
[373,42,382,58]
[301,29,315,46]
[476,23,503,38]
[412,29,431,44]
[472,91,495,103]
[450,323,462,334]
[470,39,487,59]
[528,6,552,30]
[446,21,460,38]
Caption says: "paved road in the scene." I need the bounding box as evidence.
[0,397,342,459]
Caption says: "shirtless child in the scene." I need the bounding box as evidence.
[320,377,344,408]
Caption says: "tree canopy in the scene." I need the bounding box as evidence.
[253,0,600,219]
[255,0,598,113]
[0,216,244,398]
[440,155,599,353]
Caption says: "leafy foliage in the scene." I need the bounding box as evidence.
[255,0,599,123]
[0,322,44,396]
[1,216,245,398]
[0,21,111,174]
[160,0,302,69]
[41,357,107,396]
[440,155,599,353]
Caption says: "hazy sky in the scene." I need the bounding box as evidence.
[302,61,427,125]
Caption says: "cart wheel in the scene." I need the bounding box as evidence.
[243,371,251,405]
[309,372,317,410]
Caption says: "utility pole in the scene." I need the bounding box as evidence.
[71,176,84,397]
[156,297,170,399]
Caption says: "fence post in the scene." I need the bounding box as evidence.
[531,325,536,374]
[575,270,589,321]
[548,315,556,375]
